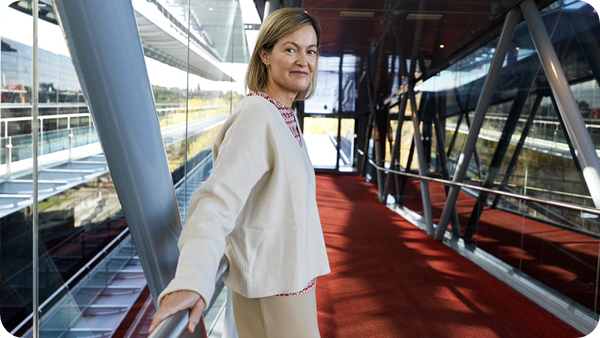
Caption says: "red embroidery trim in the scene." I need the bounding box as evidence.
[276,278,316,297]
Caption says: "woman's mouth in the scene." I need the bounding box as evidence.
[291,71,308,76]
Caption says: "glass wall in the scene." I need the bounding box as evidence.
[0,0,252,336]
[304,54,360,172]
[405,0,600,317]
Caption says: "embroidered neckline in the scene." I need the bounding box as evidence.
[248,90,290,111]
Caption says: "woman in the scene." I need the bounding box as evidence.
[149,8,330,338]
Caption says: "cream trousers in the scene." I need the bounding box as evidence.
[232,287,321,338]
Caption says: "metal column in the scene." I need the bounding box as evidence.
[32,0,40,336]
[491,94,544,209]
[464,56,540,241]
[408,85,434,235]
[432,92,461,237]
[382,93,408,200]
[397,138,415,206]
[403,0,434,235]
[54,0,182,303]
[435,7,520,240]
[521,0,600,208]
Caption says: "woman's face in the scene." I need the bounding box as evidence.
[260,25,318,100]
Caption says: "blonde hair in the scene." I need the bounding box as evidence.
[245,8,321,101]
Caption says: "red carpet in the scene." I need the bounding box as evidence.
[399,177,599,311]
[315,174,582,338]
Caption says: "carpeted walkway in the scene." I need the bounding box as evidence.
[315,174,582,338]
[399,177,599,311]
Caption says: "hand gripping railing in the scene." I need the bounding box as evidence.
[148,256,229,338]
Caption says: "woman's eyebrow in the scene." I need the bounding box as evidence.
[282,41,318,49]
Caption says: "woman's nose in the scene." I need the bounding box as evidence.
[296,53,308,66]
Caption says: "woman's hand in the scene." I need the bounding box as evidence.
[149,290,207,334]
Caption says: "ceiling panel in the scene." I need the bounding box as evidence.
[295,0,554,79]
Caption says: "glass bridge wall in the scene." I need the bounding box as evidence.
[0,0,249,335]
[400,0,600,319]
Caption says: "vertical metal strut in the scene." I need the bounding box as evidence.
[404,0,434,235]
[464,56,541,241]
[409,85,434,235]
[32,0,40,336]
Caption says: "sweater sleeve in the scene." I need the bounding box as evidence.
[157,100,274,306]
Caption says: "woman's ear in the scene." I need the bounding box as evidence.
[259,48,270,66]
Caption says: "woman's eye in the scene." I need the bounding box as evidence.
[307,50,316,55]
[286,48,296,53]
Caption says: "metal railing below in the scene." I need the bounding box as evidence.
[367,158,600,220]
[11,227,131,335]
[149,256,229,338]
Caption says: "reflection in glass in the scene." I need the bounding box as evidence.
[306,56,340,114]
[416,0,600,314]
[341,55,358,112]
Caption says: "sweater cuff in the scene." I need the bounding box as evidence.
[157,278,212,309]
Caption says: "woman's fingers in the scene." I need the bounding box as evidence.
[148,291,203,333]
[187,297,207,333]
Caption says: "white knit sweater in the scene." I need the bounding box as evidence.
[158,96,330,306]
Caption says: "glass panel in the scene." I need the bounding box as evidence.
[2,0,253,335]
[0,3,34,334]
[417,0,600,320]
[305,56,340,114]
[303,117,339,169]
[341,54,358,112]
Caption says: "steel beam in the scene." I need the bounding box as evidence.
[403,0,433,234]
[408,85,434,235]
[550,95,586,175]
[32,0,40,336]
[521,0,600,208]
[383,93,408,200]
[435,7,520,240]
[463,108,483,179]
[491,94,544,209]
[54,0,182,303]
[446,108,464,158]
[447,84,473,159]
[432,92,461,237]
[384,26,410,203]
[465,56,540,241]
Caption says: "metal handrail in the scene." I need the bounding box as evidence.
[148,256,230,338]
[10,227,130,335]
[368,158,600,217]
